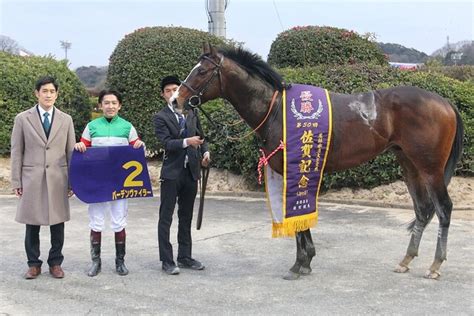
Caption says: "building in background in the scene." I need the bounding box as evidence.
[389,62,422,70]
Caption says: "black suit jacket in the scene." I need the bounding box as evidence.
[154,106,208,181]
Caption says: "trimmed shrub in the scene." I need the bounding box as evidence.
[107,27,227,154]
[268,26,387,68]
[420,65,474,83]
[0,52,91,155]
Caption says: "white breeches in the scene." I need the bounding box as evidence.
[88,199,128,232]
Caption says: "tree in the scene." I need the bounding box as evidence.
[0,35,19,54]
[459,42,474,65]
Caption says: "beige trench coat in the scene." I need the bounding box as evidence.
[11,105,76,225]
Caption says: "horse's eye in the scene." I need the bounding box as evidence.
[198,68,207,75]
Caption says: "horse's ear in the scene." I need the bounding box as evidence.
[209,43,218,56]
[203,42,210,54]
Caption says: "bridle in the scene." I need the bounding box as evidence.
[178,53,280,142]
[179,54,224,109]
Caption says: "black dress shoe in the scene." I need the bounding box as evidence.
[162,262,180,275]
[178,258,205,270]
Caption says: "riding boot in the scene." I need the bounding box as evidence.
[115,229,129,276]
[87,230,101,277]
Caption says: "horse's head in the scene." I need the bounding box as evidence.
[171,43,224,114]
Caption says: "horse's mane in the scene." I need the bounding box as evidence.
[218,46,284,92]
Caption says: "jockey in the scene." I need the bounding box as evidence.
[74,89,144,277]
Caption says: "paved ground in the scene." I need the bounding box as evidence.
[0,194,473,315]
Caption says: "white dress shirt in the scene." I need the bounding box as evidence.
[37,104,54,124]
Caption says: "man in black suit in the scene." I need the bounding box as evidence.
[153,75,210,275]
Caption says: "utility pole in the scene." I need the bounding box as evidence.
[206,0,228,38]
[60,40,71,60]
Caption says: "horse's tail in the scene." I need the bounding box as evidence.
[443,104,464,186]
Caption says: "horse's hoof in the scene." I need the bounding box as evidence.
[393,264,409,273]
[283,270,300,280]
[424,270,441,280]
[299,266,312,275]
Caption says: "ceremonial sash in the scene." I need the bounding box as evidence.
[70,146,153,203]
[266,84,332,237]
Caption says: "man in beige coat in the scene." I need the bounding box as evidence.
[11,76,76,279]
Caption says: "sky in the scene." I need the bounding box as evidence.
[0,0,472,69]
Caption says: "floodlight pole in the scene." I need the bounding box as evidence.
[60,40,72,60]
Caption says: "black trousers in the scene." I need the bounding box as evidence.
[158,167,198,265]
[25,223,64,267]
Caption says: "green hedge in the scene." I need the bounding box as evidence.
[268,26,387,68]
[420,65,474,83]
[0,52,91,155]
[107,27,227,154]
[203,64,473,189]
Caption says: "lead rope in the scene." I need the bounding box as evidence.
[226,90,279,141]
[257,140,285,185]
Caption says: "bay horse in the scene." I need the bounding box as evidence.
[171,43,464,280]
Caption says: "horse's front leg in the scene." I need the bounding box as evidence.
[283,229,315,280]
[283,233,304,280]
